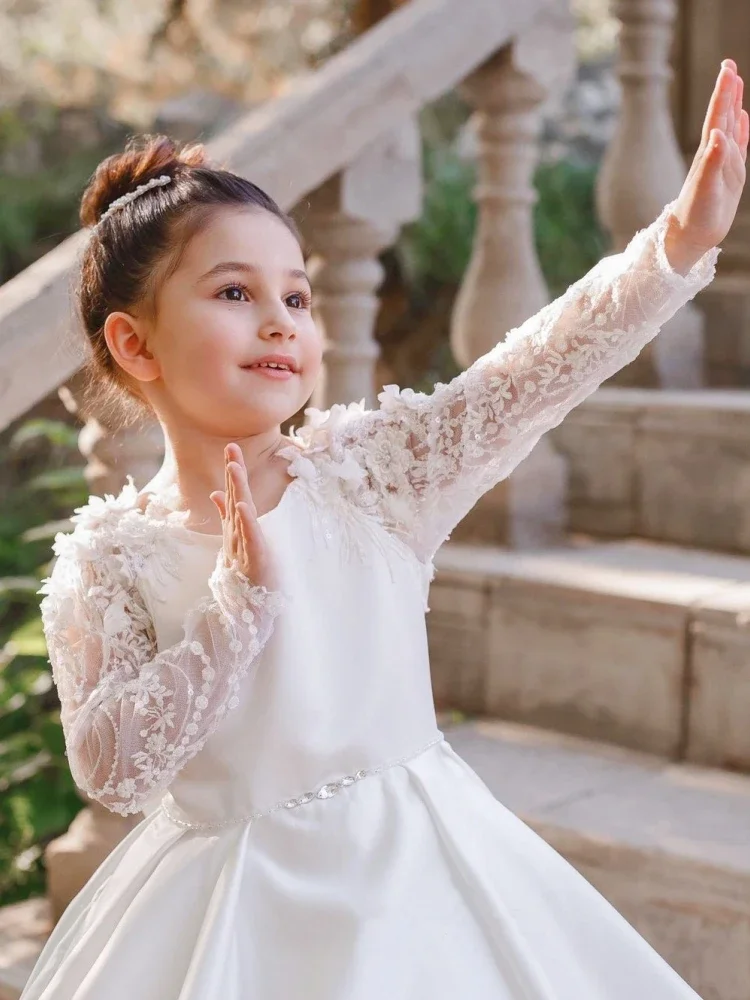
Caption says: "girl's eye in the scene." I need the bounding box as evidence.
[287,291,311,310]
[219,282,250,302]
[218,284,248,302]
[218,282,311,309]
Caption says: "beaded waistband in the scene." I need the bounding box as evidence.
[161,733,445,833]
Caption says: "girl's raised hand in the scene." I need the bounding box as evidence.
[668,59,748,272]
[209,444,276,589]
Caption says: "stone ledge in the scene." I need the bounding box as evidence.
[431,539,750,765]
[549,387,750,553]
[447,719,750,1000]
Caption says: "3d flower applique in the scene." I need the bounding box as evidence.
[286,453,319,482]
[102,601,134,638]
[377,384,424,413]
[327,453,366,486]
[296,399,368,437]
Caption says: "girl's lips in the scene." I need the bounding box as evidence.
[243,366,296,381]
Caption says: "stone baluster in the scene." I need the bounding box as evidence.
[450,16,575,548]
[596,0,705,388]
[44,374,164,924]
[296,119,422,409]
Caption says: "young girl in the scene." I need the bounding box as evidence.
[21,61,747,1000]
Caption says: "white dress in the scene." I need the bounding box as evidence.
[23,206,718,1000]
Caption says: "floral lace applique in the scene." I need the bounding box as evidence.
[277,423,422,582]
[38,480,285,816]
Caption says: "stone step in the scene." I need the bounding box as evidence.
[0,897,52,1000]
[548,387,750,555]
[446,719,750,1000]
[2,722,748,1000]
[429,538,750,769]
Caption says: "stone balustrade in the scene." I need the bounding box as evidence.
[596,0,706,388]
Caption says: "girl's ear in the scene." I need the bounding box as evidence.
[103,311,161,384]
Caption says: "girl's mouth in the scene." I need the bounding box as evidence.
[242,363,296,381]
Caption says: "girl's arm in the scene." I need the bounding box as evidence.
[324,61,748,562]
[332,207,717,560]
[38,539,283,816]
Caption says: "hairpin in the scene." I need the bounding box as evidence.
[97,174,173,226]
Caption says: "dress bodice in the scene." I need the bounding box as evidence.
[142,478,441,828]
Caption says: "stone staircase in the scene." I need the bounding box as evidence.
[429,534,750,771]
[549,388,750,553]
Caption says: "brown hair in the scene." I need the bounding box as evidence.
[75,134,300,426]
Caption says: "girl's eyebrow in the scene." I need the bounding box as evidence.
[197,261,310,285]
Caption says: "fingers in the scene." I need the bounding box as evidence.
[705,128,729,170]
[734,74,744,144]
[228,462,237,556]
[702,64,737,149]
[236,500,249,569]
[222,443,264,576]
[229,446,259,519]
[210,490,226,518]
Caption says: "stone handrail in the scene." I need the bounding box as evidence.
[0,0,552,433]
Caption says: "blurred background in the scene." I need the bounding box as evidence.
[0,1,749,998]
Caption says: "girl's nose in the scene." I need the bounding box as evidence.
[258,312,297,341]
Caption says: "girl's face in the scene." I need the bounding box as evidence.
[139,206,322,436]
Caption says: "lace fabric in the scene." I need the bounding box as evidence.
[38,508,285,816]
[287,202,719,562]
[37,202,718,817]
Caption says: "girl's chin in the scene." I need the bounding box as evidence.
[228,381,310,421]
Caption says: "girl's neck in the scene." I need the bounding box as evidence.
[143,424,291,529]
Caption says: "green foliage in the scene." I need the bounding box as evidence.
[0,422,88,907]
[397,144,478,292]
[534,158,609,297]
[0,104,124,284]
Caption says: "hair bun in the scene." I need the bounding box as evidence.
[79,134,209,227]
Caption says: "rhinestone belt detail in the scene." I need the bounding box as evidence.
[160,733,445,832]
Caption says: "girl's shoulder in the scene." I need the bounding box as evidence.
[47,475,193,584]
[49,401,370,574]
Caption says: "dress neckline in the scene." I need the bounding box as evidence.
[128,439,307,542]
[178,477,301,543]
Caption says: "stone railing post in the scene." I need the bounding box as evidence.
[450,9,575,548]
[297,119,422,408]
[596,0,704,388]
[44,374,164,924]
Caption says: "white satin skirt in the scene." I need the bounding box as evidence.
[19,739,702,999]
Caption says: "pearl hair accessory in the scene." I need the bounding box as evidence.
[96,174,173,226]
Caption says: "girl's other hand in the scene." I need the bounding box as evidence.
[667,59,748,273]
[210,444,277,589]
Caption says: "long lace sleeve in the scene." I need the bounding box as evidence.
[320,202,720,561]
[38,534,284,817]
